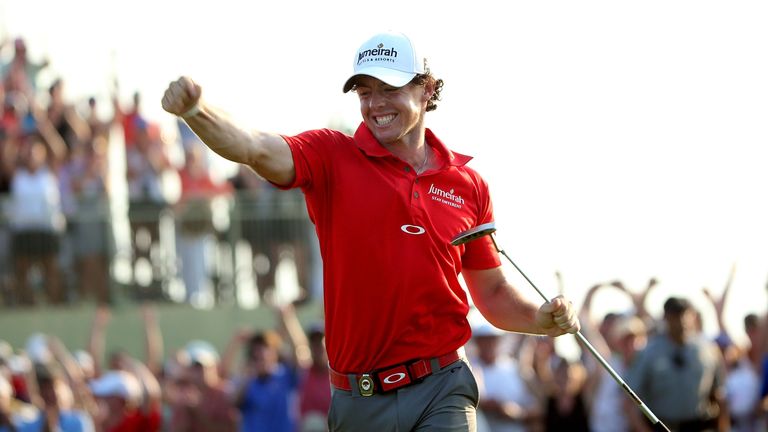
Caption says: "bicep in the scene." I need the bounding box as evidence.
[246,132,295,186]
[462,266,506,302]
[462,266,542,334]
[462,266,508,320]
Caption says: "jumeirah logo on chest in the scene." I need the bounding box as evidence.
[428,184,465,209]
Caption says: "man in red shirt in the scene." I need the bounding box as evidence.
[168,341,239,432]
[89,370,161,432]
[162,30,580,431]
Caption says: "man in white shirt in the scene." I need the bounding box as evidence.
[470,322,541,432]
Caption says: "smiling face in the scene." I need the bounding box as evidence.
[354,75,433,147]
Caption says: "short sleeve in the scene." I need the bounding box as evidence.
[277,129,344,191]
[460,173,501,270]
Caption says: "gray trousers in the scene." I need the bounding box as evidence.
[328,360,478,432]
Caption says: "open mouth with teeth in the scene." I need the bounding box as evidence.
[374,114,396,126]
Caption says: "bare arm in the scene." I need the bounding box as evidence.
[577,283,612,403]
[161,77,294,185]
[141,303,164,377]
[125,357,162,412]
[613,278,657,324]
[272,303,312,370]
[702,287,728,340]
[88,306,111,377]
[63,105,92,144]
[32,108,67,163]
[47,336,97,415]
[580,282,615,359]
[517,335,547,401]
[462,266,580,337]
[219,328,252,380]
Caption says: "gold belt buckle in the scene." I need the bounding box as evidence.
[358,373,374,397]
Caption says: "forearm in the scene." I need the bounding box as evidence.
[49,339,92,410]
[36,117,67,161]
[183,103,293,185]
[127,358,162,408]
[88,314,108,376]
[142,305,164,376]
[65,108,92,143]
[275,305,311,369]
[219,336,243,379]
[473,281,542,335]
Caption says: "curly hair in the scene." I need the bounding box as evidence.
[411,72,444,112]
[351,71,445,112]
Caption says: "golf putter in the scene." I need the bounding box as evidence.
[451,223,671,432]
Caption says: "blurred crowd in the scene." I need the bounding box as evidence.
[0,36,317,308]
[469,275,767,432]
[1,301,330,432]
[2,274,766,432]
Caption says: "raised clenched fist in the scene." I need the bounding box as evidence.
[161,76,202,117]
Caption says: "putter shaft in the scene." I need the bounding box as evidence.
[490,239,669,432]
[450,226,670,432]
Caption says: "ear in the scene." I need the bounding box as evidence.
[421,80,435,104]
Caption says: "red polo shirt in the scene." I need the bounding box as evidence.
[280,124,500,373]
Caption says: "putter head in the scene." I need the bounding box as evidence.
[450,222,497,246]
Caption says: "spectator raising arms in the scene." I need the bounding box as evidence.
[703,266,762,432]
[626,296,728,432]
[221,300,312,432]
[86,305,163,432]
[0,37,49,101]
[167,341,238,432]
[578,280,651,432]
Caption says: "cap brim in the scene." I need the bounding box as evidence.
[189,355,217,367]
[342,68,418,93]
[90,380,120,398]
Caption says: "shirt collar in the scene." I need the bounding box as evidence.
[352,122,473,168]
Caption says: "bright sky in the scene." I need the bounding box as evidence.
[3,0,768,346]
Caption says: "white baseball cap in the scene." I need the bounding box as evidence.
[183,340,219,367]
[89,371,141,402]
[610,315,647,340]
[342,31,427,93]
